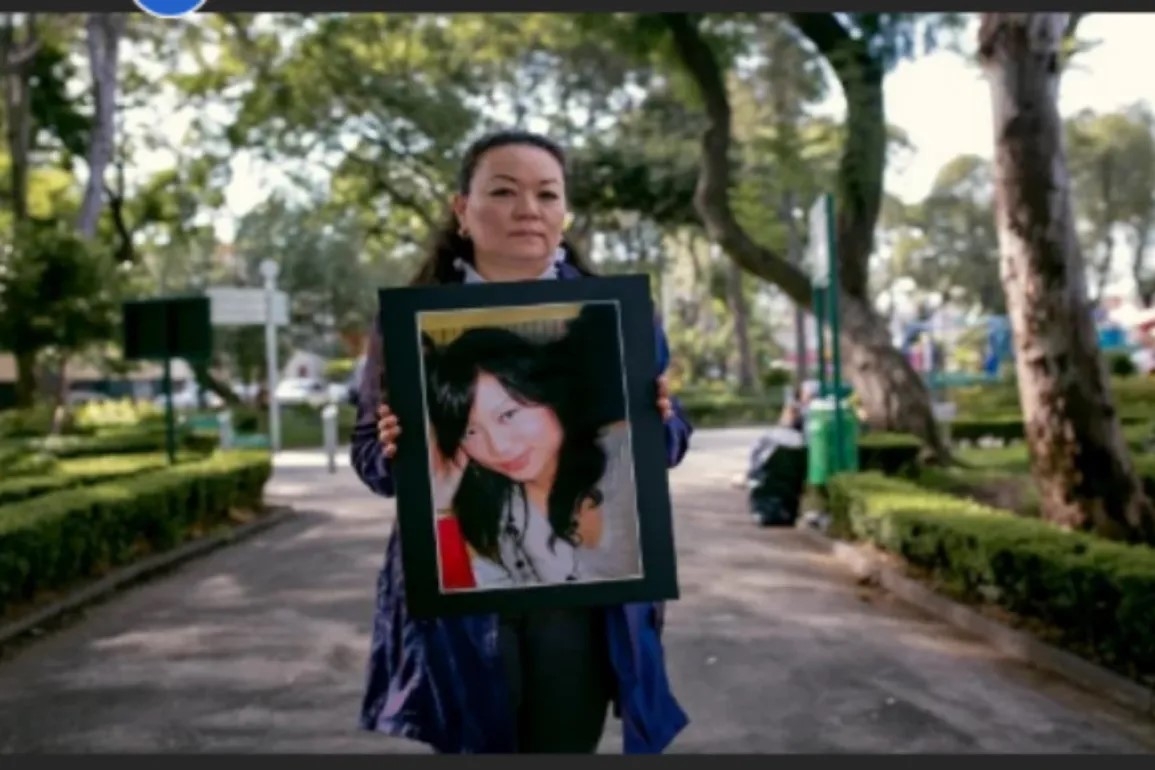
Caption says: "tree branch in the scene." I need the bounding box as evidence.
[662,13,811,305]
[344,150,440,231]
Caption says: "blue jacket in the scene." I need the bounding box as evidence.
[350,262,693,753]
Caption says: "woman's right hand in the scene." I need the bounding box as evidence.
[377,403,467,511]
[377,404,400,457]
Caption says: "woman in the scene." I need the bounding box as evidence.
[351,129,692,754]
[423,318,640,590]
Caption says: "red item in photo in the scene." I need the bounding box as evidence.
[437,516,476,590]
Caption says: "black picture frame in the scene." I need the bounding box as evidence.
[377,274,679,618]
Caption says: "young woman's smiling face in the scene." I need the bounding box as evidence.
[460,372,564,484]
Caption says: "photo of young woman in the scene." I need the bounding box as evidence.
[420,302,641,592]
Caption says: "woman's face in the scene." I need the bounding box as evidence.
[461,372,564,484]
[453,144,568,270]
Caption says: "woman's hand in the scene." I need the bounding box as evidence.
[656,375,674,422]
[378,404,467,510]
[377,404,400,457]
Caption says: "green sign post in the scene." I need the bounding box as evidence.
[807,193,852,476]
[122,295,213,465]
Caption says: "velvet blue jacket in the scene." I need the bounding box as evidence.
[350,261,693,753]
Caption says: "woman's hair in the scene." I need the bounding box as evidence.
[409,128,597,286]
[358,130,595,428]
[424,320,607,560]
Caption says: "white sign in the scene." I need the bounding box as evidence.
[206,287,289,327]
[807,194,833,288]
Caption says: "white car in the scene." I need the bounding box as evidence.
[274,378,331,407]
[153,384,222,411]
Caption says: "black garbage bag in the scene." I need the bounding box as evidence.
[745,426,808,527]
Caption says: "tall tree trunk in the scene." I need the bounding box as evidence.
[1,14,40,406]
[78,13,126,238]
[663,13,944,456]
[782,190,808,386]
[725,257,756,392]
[979,12,1155,544]
[1130,220,1154,306]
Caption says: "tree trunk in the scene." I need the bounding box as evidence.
[979,12,1155,544]
[13,350,36,407]
[0,13,36,225]
[663,13,945,456]
[725,257,756,392]
[78,13,126,238]
[782,190,808,386]
[1130,220,1154,306]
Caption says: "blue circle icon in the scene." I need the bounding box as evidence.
[133,0,207,18]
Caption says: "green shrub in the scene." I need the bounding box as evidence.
[73,398,164,432]
[679,392,782,428]
[951,377,1155,428]
[827,471,1155,681]
[0,406,56,439]
[325,357,357,382]
[0,452,180,506]
[858,432,922,476]
[1108,352,1138,377]
[18,427,213,459]
[0,449,272,614]
[0,451,59,479]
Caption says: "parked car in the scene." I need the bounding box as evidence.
[67,390,110,406]
[153,384,222,411]
[274,377,330,407]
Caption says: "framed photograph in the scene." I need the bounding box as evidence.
[377,274,679,618]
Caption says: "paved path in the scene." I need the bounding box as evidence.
[0,428,1152,753]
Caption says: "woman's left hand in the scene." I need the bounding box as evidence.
[657,374,674,422]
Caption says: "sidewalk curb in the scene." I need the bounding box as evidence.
[0,506,297,648]
[793,524,1155,719]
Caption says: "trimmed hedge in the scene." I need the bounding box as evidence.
[14,427,216,459]
[858,432,922,476]
[0,453,181,506]
[0,450,272,615]
[827,472,1155,682]
[0,406,56,440]
[678,393,782,428]
[951,414,1150,445]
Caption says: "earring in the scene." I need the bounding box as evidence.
[457,224,469,239]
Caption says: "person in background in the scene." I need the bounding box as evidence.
[350,129,693,754]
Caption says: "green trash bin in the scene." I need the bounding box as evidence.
[805,397,860,485]
[806,400,833,486]
[834,401,860,473]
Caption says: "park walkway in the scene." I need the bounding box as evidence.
[0,428,1152,752]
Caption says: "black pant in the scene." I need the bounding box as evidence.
[498,608,615,753]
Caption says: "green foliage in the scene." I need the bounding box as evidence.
[1108,351,1137,378]
[0,450,272,614]
[858,432,922,476]
[678,390,783,428]
[17,425,213,460]
[72,398,164,432]
[0,452,181,506]
[0,406,57,440]
[827,471,1155,681]
[324,358,357,382]
[0,219,123,359]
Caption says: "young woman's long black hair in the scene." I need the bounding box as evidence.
[424,320,607,561]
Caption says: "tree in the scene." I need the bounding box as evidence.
[978,12,1155,544]
[907,155,1004,313]
[1064,105,1155,303]
[662,12,953,456]
[77,14,126,238]
[0,221,121,404]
